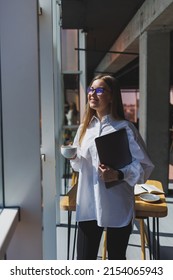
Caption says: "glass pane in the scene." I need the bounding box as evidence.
[0,57,4,209]
[121,89,139,127]
[61,30,78,72]
[63,74,80,144]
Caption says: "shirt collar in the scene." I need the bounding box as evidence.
[90,114,112,124]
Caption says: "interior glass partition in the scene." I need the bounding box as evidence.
[60,29,80,193]
[63,74,80,130]
[61,29,78,73]
[61,29,80,141]
[62,73,80,193]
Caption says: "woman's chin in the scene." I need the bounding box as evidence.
[89,102,98,109]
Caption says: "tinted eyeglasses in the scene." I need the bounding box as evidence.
[87,87,106,96]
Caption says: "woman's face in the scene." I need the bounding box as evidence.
[88,79,112,119]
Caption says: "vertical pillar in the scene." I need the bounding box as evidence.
[39,0,57,259]
[139,31,170,192]
[54,0,63,224]
[79,30,87,122]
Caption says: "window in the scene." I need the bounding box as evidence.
[61,29,80,144]
[61,29,78,72]
[121,89,139,127]
[0,57,4,210]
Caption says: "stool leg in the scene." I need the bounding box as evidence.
[102,230,107,260]
[146,218,152,259]
[156,218,160,259]
[152,217,156,259]
[67,211,72,260]
[139,219,146,260]
[72,222,78,260]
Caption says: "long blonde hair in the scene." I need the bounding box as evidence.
[79,74,125,144]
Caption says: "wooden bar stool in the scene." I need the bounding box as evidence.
[101,219,150,260]
[135,218,151,260]
[102,230,107,259]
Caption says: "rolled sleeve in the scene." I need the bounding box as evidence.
[70,154,81,172]
[120,123,154,186]
[120,160,145,186]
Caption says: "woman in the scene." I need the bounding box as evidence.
[70,74,154,260]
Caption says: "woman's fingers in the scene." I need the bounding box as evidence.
[98,165,119,182]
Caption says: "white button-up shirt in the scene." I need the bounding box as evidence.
[70,115,154,228]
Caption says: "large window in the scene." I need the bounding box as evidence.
[121,89,139,127]
[61,30,80,144]
[60,29,80,193]
[0,57,4,210]
[63,74,80,124]
[61,29,78,73]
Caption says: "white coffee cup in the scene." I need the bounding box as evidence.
[60,145,77,159]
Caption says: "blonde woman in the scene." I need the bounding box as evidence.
[70,74,154,260]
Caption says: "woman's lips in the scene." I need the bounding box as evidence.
[90,100,98,106]
[89,98,98,103]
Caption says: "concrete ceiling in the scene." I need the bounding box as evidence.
[61,0,173,87]
[61,0,145,83]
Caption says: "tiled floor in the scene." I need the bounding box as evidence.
[57,181,173,260]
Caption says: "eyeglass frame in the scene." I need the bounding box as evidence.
[87,87,110,96]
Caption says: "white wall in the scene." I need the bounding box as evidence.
[0,0,42,259]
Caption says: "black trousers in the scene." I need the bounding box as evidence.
[77,220,132,260]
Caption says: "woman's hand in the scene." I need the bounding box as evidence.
[98,164,119,182]
[69,154,77,160]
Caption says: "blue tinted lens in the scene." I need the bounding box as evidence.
[87,87,104,95]
[95,88,104,95]
[87,87,92,94]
